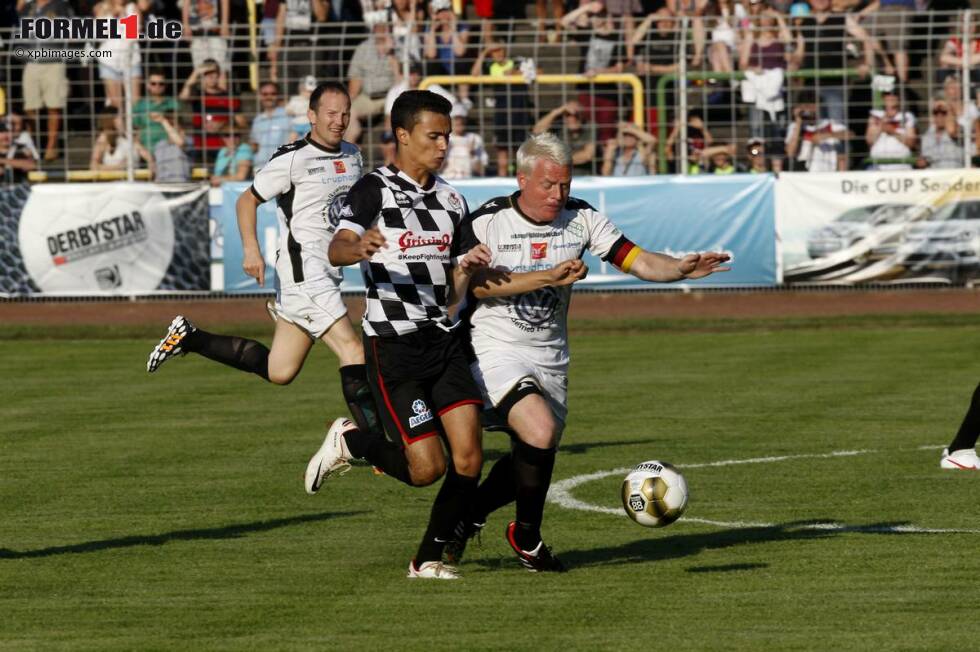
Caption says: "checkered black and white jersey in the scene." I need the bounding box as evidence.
[338,164,468,337]
[249,136,362,288]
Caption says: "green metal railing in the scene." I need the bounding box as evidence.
[655,68,861,174]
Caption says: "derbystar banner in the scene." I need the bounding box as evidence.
[1,182,209,296]
[777,169,980,285]
[217,175,776,292]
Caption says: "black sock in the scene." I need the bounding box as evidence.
[343,427,413,486]
[473,451,517,524]
[949,381,980,452]
[182,329,269,380]
[415,467,479,564]
[339,364,384,439]
[512,439,557,550]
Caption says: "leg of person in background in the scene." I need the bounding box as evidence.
[45,108,61,161]
[941,381,980,470]
[147,312,383,454]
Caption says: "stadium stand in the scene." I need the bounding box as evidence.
[1,1,979,181]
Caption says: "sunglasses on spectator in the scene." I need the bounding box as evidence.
[148,80,165,86]
[933,108,948,115]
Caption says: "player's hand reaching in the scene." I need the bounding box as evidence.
[358,227,387,260]
[459,244,492,273]
[548,259,589,286]
[678,252,732,279]
[243,246,266,287]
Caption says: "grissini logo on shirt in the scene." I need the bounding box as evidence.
[398,231,451,252]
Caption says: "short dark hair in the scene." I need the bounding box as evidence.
[391,90,452,139]
[260,81,280,94]
[309,82,351,112]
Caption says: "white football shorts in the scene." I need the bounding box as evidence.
[274,277,347,339]
[470,352,569,428]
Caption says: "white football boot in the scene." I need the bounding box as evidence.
[147,316,196,373]
[406,560,460,580]
[304,418,356,494]
[940,447,980,470]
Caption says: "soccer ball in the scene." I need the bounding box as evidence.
[621,460,689,528]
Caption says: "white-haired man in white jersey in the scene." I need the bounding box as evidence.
[447,132,731,572]
[147,82,385,457]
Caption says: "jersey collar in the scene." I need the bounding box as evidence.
[387,164,436,191]
[509,191,560,227]
[304,134,342,154]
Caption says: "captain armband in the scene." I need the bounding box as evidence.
[604,235,642,273]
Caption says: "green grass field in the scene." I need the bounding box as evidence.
[3,314,980,650]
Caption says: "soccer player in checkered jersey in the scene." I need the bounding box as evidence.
[304,90,493,580]
[941,382,980,470]
[147,83,385,454]
[445,132,731,571]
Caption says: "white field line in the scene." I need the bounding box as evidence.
[547,446,980,535]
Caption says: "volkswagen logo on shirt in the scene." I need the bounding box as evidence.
[326,191,348,227]
[513,286,560,328]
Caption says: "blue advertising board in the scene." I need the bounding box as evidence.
[215,174,776,292]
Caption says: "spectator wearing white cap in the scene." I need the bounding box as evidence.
[285,75,318,138]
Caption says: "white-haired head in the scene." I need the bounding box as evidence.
[516,132,572,176]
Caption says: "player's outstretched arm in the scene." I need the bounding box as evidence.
[449,244,493,307]
[470,259,588,298]
[329,228,386,266]
[628,250,731,282]
[236,189,265,287]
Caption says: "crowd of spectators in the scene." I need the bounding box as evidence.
[1,0,979,183]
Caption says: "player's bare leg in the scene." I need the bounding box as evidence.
[266,318,316,385]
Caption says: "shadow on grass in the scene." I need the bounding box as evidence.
[481,435,662,461]
[0,511,362,560]
[534,520,915,570]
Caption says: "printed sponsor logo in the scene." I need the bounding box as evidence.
[511,230,563,239]
[307,167,324,175]
[48,211,147,265]
[531,242,548,259]
[408,399,433,429]
[511,286,560,330]
[393,191,412,207]
[398,231,451,252]
[94,265,122,289]
[18,16,182,40]
[497,243,521,252]
[635,462,664,473]
[326,192,349,227]
[555,241,582,249]
[566,219,584,237]
[333,160,346,174]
